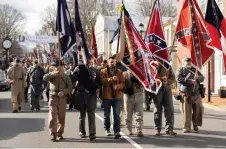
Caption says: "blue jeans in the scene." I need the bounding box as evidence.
[103,99,120,133]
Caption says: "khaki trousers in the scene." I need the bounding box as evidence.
[12,92,23,110]
[180,92,204,130]
[48,95,67,136]
[124,92,144,132]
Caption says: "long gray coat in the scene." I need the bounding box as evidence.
[72,65,100,112]
[26,66,45,95]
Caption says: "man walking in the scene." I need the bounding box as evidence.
[152,61,177,135]
[72,57,100,141]
[44,61,72,142]
[123,70,144,137]
[100,55,125,139]
[176,58,204,133]
[26,59,45,111]
[7,58,26,113]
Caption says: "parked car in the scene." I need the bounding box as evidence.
[0,70,10,91]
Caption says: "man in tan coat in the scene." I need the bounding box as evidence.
[7,58,26,113]
[44,62,72,142]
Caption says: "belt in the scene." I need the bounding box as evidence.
[15,78,23,81]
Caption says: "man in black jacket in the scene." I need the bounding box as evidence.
[72,58,100,141]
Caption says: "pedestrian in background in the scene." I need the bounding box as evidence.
[26,59,45,111]
[7,58,26,113]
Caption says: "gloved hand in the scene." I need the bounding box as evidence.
[58,91,65,97]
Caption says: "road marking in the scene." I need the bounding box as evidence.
[95,113,144,149]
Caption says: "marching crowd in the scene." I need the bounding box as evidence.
[6,54,204,142]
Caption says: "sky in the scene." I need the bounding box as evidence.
[0,0,136,36]
[0,0,57,35]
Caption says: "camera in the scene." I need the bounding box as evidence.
[174,94,182,101]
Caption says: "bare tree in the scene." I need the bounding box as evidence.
[136,0,176,17]
[38,6,57,36]
[68,0,116,40]
[0,4,25,40]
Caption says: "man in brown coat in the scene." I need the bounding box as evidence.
[7,58,26,113]
[100,55,125,139]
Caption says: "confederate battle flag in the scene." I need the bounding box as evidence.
[176,0,214,69]
[205,0,226,72]
[145,2,170,70]
[118,6,161,94]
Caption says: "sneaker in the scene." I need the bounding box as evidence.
[79,132,86,138]
[166,130,177,136]
[12,110,18,113]
[136,131,144,137]
[89,134,96,141]
[18,106,21,111]
[114,132,121,139]
[51,136,57,142]
[105,130,111,136]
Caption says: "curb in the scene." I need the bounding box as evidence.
[203,103,226,112]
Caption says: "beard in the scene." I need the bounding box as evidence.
[185,65,192,68]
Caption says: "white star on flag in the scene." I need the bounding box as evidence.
[157,40,161,45]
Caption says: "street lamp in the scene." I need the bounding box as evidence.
[138,23,144,38]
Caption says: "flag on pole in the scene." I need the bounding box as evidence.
[74,0,91,64]
[118,6,161,94]
[176,0,214,69]
[90,25,98,59]
[205,0,226,72]
[145,2,170,70]
[56,0,76,56]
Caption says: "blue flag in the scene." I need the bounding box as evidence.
[56,0,75,56]
[109,17,122,44]
[74,0,91,64]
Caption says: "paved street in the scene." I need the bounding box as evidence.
[0,91,226,148]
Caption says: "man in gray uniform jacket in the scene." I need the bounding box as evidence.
[26,59,45,110]
[176,57,204,133]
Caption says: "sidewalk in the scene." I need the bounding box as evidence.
[172,89,226,112]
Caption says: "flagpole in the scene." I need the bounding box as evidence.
[208,61,211,102]
[144,0,158,40]
[116,0,124,54]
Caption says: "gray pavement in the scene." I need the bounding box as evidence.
[0,91,226,148]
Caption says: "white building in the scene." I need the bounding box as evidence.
[95,13,172,59]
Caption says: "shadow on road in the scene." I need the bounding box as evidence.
[0,118,45,141]
[59,136,129,144]
[130,131,226,148]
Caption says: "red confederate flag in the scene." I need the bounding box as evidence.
[119,6,161,94]
[145,2,170,70]
[90,25,98,59]
[176,0,214,69]
[205,0,226,72]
